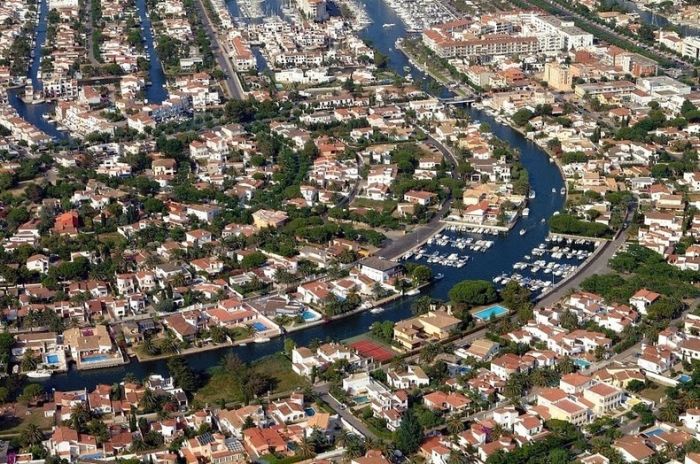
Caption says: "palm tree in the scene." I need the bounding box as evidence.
[298,435,314,459]
[657,400,679,423]
[447,418,464,436]
[70,403,92,432]
[20,424,45,447]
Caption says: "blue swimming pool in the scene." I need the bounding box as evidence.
[304,408,315,416]
[302,310,320,322]
[677,374,692,383]
[473,305,509,321]
[251,322,267,332]
[574,359,591,369]
[643,427,664,437]
[353,395,369,404]
[45,354,59,364]
[82,354,109,364]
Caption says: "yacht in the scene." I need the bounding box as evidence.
[551,188,556,193]
[405,289,420,296]
[370,306,385,314]
[528,190,536,199]
[254,337,271,343]
[522,208,530,217]
[434,273,444,281]
[383,23,395,28]
[26,369,53,379]
[560,187,566,195]
[519,229,526,236]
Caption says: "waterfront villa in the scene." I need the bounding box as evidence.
[63,325,124,370]
[393,310,461,350]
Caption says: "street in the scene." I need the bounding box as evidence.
[313,383,378,440]
[193,0,246,100]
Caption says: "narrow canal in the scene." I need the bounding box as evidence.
[135,0,168,103]
[43,0,565,390]
[6,0,67,140]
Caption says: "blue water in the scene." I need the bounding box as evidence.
[677,374,691,383]
[301,310,320,322]
[251,322,267,332]
[642,427,664,437]
[6,0,67,140]
[473,305,509,321]
[45,354,59,364]
[82,354,109,364]
[135,0,168,103]
[42,0,565,392]
[304,407,315,416]
[574,359,591,369]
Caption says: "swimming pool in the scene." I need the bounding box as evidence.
[81,354,109,364]
[574,359,591,369]
[353,395,369,405]
[643,427,665,437]
[45,354,59,364]
[304,407,315,416]
[301,310,320,322]
[677,374,692,383]
[473,305,509,321]
[251,322,267,332]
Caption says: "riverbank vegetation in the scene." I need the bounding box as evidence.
[548,213,613,238]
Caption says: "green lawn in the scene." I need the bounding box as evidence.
[638,384,667,405]
[351,197,398,213]
[0,407,52,437]
[195,353,308,405]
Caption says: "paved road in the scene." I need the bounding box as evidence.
[193,0,246,100]
[313,383,378,440]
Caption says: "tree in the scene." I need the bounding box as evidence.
[20,424,45,447]
[395,408,423,455]
[657,400,679,423]
[626,380,645,393]
[511,109,533,127]
[411,265,433,284]
[449,280,498,307]
[19,383,44,404]
[284,338,296,357]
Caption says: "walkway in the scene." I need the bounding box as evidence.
[193,0,245,99]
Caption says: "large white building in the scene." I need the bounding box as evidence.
[682,36,700,60]
[524,14,593,50]
[294,0,328,21]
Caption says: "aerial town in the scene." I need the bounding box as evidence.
[1,0,700,462]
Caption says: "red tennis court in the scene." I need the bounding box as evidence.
[350,339,395,362]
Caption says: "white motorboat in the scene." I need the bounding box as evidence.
[254,337,270,343]
[405,289,420,296]
[528,190,536,199]
[519,229,526,236]
[383,23,395,28]
[560,187,566,195]
[370,306,385,314]
[434,273,444,280]
[26,369,53,379]
[522,208,530,217]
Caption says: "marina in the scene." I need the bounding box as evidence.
[381,0,456,32]
[39,0,568,391]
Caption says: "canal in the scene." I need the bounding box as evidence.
[135,0,168,104]
[43,0,565,390]
[6,0,67,140]
[6,0,169,141]
[616,0,699,36]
